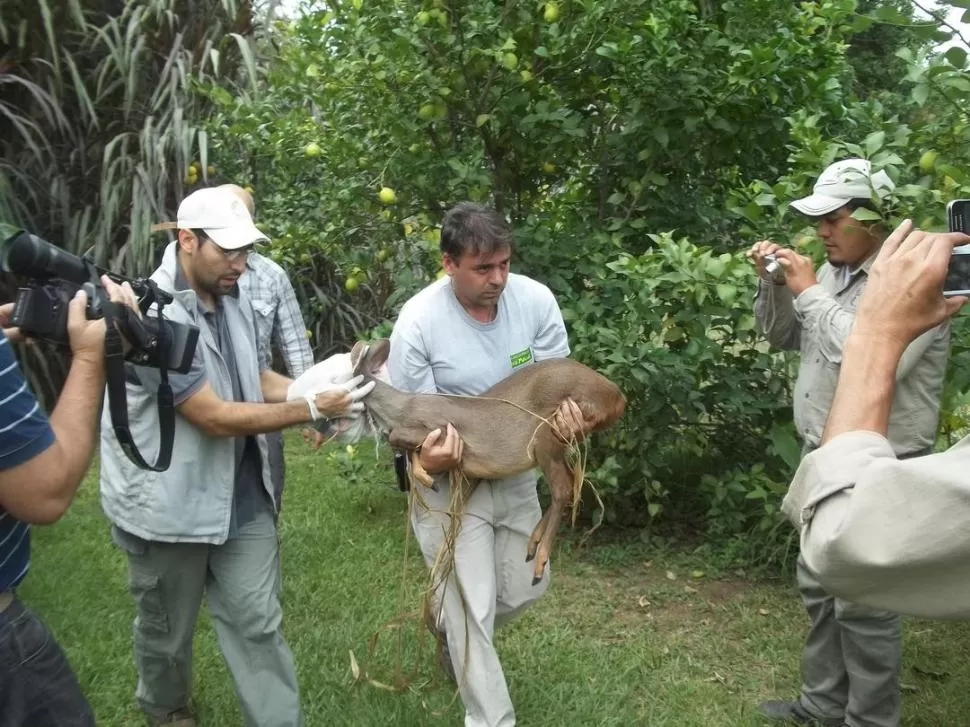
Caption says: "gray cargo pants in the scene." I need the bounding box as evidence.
[796,555,901,727]
[793,443,914,727]
[112,506,301,727]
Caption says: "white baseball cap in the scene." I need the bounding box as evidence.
[790,158,895,217]
[153,187,269,249]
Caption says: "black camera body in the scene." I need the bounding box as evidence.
[1,231,198,374]
[1,230,201,472]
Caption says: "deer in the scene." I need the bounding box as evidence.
[345,338,627,584]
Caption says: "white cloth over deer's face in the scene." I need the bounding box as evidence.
[284,347,389,442]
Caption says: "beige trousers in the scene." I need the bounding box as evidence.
[411,472,550,727]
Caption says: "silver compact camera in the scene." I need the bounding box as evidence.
[762,253,785,283]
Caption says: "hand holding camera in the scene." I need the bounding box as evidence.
[0,231,199,373]
[747,241,817,295]
[747,240,787,283]
[67,276,141,364]
[855,219,969,347]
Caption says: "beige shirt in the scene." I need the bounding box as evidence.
[782,431,970,619]
[753,254,950,454]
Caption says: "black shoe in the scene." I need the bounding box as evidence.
[757,700,844,726]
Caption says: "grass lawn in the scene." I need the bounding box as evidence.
[19,433,970,726]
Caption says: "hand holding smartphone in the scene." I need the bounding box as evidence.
[945,200,970,297]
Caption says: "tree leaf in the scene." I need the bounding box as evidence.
[945,47,968,70]
[912,83,930,105]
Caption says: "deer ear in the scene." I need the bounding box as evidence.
[365,339,391,373]
[350,341,369,374]
[352,339,391,376]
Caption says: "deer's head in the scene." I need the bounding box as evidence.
[306,339,393,444]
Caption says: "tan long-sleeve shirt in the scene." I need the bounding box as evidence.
[782,431,970,619]
[753,255,950,455]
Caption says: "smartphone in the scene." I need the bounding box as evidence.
[945,200,970,297]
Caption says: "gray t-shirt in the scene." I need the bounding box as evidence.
[387,272,570,396]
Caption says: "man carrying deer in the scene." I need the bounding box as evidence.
[386,202,587,727]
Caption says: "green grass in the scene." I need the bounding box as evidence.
[19,433,970,726]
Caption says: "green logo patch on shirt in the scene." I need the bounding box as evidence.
[510,347,534,368]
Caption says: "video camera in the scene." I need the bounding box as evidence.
[0,231,201,472]
[0,231,198,372]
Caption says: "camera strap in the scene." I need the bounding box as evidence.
[101,278,177,472]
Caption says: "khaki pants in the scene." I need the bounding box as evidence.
[112,506,301,727]
[411,472,549,727]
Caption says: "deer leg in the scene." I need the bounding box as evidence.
[408,449,435,488]
[388,429,437,491]
[527,450,573,586]
[526,509,550,564]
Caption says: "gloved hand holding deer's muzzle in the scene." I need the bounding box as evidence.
[286,354,376,421]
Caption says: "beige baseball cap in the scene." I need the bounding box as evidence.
[791,158,895,217]
[152,187,268,249]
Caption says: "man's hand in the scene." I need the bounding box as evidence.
[853,219,969,348]
[418,423,463,475]
[68,276,141,362]
[552,398,586,443]
[747,240,785,281]
[747,242,817,295]
[0,302,26,344]
[770,248,817,297]
[310,375,375,419]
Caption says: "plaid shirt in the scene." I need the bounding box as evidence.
[239,252,314,378]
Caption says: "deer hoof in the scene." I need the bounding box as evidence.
[531,574,544,587]
[525,551,535,563]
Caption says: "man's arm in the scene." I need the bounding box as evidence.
[387,323,437,394]
[532,285,571,360]
[260,368,293,403]
[782,431,970,618]
[0,279,138,524]
[0,347,105,524]
[529,285,587,438]
[791,283,860,363]
[748,241,806,351]
[177,379,360,437]
[387,316,460,474]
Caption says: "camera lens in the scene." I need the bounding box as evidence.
[0,232,90,282]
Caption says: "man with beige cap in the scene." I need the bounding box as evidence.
[748,159,951,727]
[218,183,315,507]
[101,186,373,726]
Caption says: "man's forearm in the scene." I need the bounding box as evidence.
[260,368,294,403]
[46,355,107,507]
[190,398,311,437]
[821,330,904,444]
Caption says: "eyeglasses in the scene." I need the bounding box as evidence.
[213,244,253,262]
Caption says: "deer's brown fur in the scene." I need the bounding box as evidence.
[351,339,626,583]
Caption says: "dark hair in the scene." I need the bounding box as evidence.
[189,228,209,245]
[439,202,513,259]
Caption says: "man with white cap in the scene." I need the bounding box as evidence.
[100,186,373,727]
[747,158,951,727]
